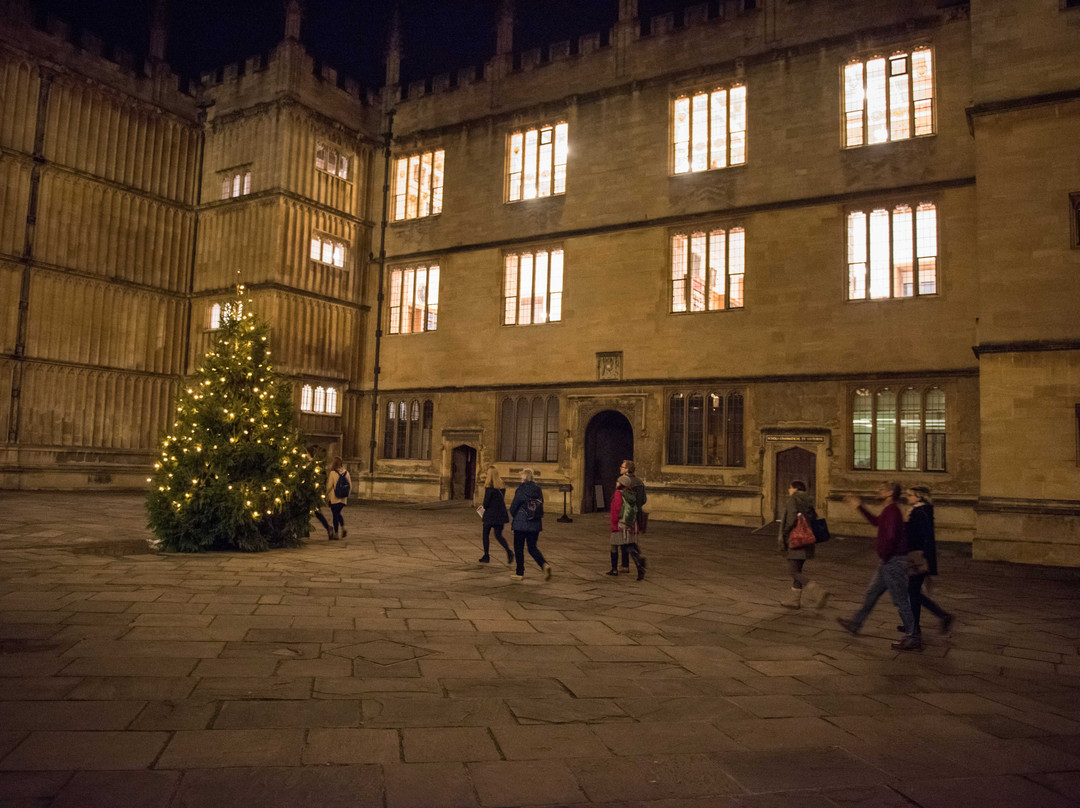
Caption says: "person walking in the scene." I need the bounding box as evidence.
[904,485,954,637]
[778,480,829,608]
[606,476,645,578]
[478,466,514,565]
[616,460,647,575]
[508,468,551,581]
[326,457,350,540]
[836,481,920,651]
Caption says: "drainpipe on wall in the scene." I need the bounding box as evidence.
[368,109,395,475]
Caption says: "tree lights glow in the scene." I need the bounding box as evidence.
[146,293,321,552]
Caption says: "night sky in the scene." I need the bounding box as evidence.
[27,0,702,91]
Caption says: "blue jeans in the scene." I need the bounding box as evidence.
[852,555,915,636]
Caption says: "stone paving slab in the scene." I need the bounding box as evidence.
[0,492,1079,806]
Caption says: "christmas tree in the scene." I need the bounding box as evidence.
[146,292,322,552]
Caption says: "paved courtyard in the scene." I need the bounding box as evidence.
[1,491,1079,807]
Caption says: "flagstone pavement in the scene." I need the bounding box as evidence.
[1,491,1079,808]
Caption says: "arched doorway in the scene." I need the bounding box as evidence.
[450,445,476,500]
[583,410,633,513]
[774,446,816,519]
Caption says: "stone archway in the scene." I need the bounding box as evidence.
[582,410,634,513]
[450,444,477,500]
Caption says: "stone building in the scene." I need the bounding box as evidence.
[0,0,379,489]
[1,0,1078,566]
[368,0,1080,565]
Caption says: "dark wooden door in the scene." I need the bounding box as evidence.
[774,447,816,519]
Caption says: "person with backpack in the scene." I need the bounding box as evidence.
[326,457,350,540]
[606,475,645,579]
[615,460,648,574]
[508,467,551,581]
[778,480,828,608]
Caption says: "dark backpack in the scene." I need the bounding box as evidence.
[525,497,543,520]
[333,469,351,499]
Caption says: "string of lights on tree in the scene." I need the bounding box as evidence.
[146,287,322,552]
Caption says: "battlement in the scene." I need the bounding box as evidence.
[0,5,197,117]
[391,1,762,109]
[390,0,960,133]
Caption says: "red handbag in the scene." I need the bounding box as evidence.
[788,513,816,549]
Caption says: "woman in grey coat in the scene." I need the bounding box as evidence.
[778,480,829,609]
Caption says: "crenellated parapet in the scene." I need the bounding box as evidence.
[199,38,379,137]
[388,0,958,134]
[0,7,197,120]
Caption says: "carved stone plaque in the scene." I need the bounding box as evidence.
[597,352,622,381]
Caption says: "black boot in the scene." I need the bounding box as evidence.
[605,550,619,576]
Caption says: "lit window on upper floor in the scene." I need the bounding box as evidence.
[316,143,349,180]
[843,48,934,148]
[847,202,937,300]
[209,301,242,330]
[672,85,746,174]
[671,226,745,313]
[300,384,339,414]
[503,248,563,326]
[310,233,347,269]
[507,123,567,202]
[393,149,445,220]
[388,263,440,334]
[220,170,251,199]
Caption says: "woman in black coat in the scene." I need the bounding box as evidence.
[479,466,513,565]
[905,486,954,637]
[508,468,551,581]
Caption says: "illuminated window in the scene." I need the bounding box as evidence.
[310,233,348,269]
[388,263,439,334]
[847,202,936,300]
[671,226,745,313]
[300,384,339,414]
[503,248,563,326]
[844,48,934,148]
[315,143,349,179]
[852,385,945,471]
[666,391,744,466]
[393,149,445,220]
[507,123,568,202]
[673,84,746,174]
[383,398,434,459]
[209,301,242,330]
[498,395,559,462]
[220,170,251,199]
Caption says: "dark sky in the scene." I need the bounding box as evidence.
[28,0,703,91]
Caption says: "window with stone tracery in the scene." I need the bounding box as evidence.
[315,143,349,180]
[300,384,340,415]
[847,202,937,300]
[667,391,744,466]
[503,248,563,326]
[672,84,746,174]
[209,301,242,330]
[507,123,568,202]
[393,149,445,220]
[852,385,945,471]
[843,48,934,148]
[498,395,559,463]
[310,233,347,269]
[388,263,439,334]
[671,226,745,313]
[383,399,433,459]
[220,169,251,199]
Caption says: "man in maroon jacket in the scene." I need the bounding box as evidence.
[836,481,920,651]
